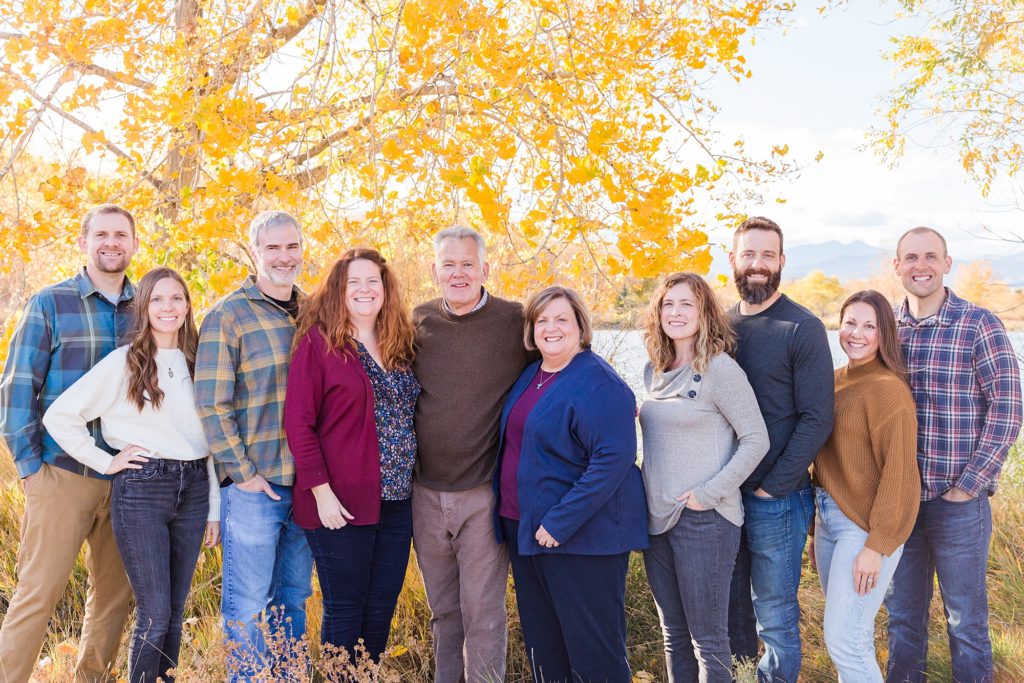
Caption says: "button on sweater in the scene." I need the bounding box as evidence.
[812,358,920,556]
[639,353,769,535]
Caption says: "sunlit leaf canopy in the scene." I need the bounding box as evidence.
[873,0,1024,201]
[0,0,799,312]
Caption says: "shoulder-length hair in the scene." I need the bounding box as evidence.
[839,289,909,384]
[293,248,415,371]
[125,267,198,411]
[523,286,594,351]
[643,272,735,374]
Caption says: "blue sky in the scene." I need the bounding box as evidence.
[700,1,1024,264]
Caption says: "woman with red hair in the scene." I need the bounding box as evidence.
[284,248,419,666]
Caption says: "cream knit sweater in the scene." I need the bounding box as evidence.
[43,346,219,521]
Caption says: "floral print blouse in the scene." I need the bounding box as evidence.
[357,343,421,500]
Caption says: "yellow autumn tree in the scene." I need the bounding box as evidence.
[872,0,1024,198]
[0,0,800,324]
[954,259,1019,314]
[781,269,844,321]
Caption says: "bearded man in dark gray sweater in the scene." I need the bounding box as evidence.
[725,216,835,683]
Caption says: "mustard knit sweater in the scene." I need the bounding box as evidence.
[812,358,920,556]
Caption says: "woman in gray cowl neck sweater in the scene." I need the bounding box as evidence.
[638,272,769,683]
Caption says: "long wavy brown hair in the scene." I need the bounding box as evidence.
[294,248,415,370]
[643,272,735,374]
[839,289,910,385]
[126,267,198,411]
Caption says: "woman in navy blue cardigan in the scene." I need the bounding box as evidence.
[494,286,648,683]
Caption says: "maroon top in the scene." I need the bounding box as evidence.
[284,328,382,529]
[498,367,559,520]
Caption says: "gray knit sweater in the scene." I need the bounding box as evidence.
[638,353,769,534]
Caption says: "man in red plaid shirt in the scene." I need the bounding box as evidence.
[885,227,1022,683]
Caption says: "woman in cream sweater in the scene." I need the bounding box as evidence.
[638,272,769,683]
[44,267,218,683]
[811,289,920,682]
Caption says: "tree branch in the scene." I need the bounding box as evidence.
[10,74,170,192]
[68,60,153,90]
[207,0,328,92]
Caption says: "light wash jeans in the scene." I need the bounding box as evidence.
[814,488,903,683]
[220,482,314,682]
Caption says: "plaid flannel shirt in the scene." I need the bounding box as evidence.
[0,268,135,479]
[897,288,1023,500]
[195,276,302,486]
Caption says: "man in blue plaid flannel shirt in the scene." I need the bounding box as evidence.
[885,227,1022,683]
[0,205,138,683]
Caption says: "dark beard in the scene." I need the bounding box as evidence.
[734,267,781,305]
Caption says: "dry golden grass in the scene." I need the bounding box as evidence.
[1,442,1023,681]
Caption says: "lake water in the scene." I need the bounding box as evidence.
[593,329,1024,399]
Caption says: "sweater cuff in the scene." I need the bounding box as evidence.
[864,530,902,558]
[690,486,718,511]
[298,469,330,492]
[79,449,115,477]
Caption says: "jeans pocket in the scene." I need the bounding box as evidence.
[937,493,977,506]
[122,463,161,483]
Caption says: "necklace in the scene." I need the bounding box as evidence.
[156,352,175,378]
[536,369,559,389]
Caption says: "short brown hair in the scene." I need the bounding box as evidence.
[523,286,593,351]
[643,272,735,374]
[896,226,947,257]
[81,204,136,239]
[734,215,784,253]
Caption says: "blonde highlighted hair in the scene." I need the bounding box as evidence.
[643,272,735,374]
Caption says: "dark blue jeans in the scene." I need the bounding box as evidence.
[885,495,994,683]
[305,498,412,663]
[502,517,631,683]
[644,508,740,683]
[728,486,814,683]
[111,458,209,683]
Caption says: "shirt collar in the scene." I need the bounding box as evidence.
[897,287,965,328]
[242,275,303,303]
[74,267,135,303]
[442,287,489,316]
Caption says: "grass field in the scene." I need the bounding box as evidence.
[1,441,1022,681]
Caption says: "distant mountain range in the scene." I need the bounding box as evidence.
[710,240,1024,286]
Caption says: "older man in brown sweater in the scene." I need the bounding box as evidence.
[411,226,534,683]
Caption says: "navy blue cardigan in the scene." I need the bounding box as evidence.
[493,349,649,556]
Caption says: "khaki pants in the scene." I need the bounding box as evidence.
[411,481,508,683]
[0,464,132,683]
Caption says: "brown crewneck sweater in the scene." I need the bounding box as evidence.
[412,294,535,491]
[812,358,920,556]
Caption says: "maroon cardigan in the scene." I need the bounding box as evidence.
[284,328,382,529]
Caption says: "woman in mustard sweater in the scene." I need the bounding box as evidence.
[811,289,920,682]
